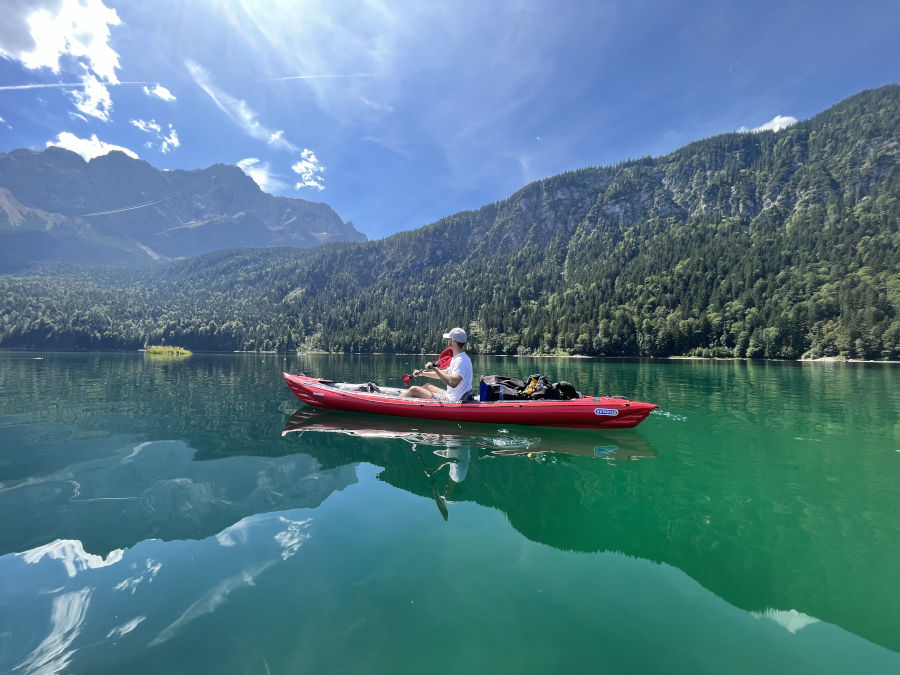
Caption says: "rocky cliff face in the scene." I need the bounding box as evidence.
[0,147,365,270]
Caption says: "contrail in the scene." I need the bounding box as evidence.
[264,73,375,82]
[0,81,149,91]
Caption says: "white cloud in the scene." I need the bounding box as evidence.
[292,149,325,190]
[239,154,321,193]
[13,587,91,675]
[106,616,146,639]
[216,531,237,547]
[739,114,799,133]
[113,559,162,594]
[161,126,180,153]
[186,60,298,151]
[21,539,124,577]
[131,118,162,134]
[274,516,312,560]
[0,0,122,121]
[236,158,290,193]
[47,131,139,160]
[238,158,273,191]
[130,119,180,154]
[1,0,121,79]
[143,83,176,102]
[752,608,820,634]
[70,72,113,120]
[150,562,275,646]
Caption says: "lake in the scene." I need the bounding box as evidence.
[0,351,898,674]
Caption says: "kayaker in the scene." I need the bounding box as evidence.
[401,327,473,402]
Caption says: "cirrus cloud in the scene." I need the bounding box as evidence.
[186,60,298,152]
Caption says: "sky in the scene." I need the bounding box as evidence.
[0,0,897,240]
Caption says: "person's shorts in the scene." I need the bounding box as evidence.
[431,391,455,403]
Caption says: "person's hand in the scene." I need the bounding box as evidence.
[413,369,421,377]
[425,361,434,370]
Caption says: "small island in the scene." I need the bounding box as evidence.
[143,345,193,357]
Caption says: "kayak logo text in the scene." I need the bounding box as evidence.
[594,408,619,416]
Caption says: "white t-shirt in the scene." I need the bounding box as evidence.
[443,352,473,402]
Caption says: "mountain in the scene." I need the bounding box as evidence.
[1,85,897,359]
[0,147,366,271]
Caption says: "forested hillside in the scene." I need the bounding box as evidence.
[1,86,898,359]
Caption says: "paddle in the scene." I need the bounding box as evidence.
[411,443,449,521]
[404,347,453,386]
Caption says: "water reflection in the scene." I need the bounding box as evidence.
[283,409,658,460]
[13,586,92,674]
[283,409,658,523]
[2,353,898,665]
[281,408,900,656]
[0,438,355,557]
[2,507,319,674]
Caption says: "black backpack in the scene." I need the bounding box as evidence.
[555,381,581,400]
[479,374,582,401]
[522,374,561,400]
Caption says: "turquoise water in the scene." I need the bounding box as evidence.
[0,352,898,673]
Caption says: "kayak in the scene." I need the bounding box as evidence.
[283,373,658,429]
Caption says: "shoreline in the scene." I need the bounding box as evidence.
[1,347,897,364]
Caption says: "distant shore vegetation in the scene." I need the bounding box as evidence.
[144,345,192,357]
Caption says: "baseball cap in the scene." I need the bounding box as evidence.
[442,327,467,343]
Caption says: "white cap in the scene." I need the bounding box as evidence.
[442,327,467,343]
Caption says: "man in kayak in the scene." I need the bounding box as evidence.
[401,327,473,402]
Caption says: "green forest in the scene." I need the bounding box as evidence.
[1,86,898,359]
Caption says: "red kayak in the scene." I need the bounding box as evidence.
[283,373,658,429]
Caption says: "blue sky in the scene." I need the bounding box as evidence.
[0,0,897,240]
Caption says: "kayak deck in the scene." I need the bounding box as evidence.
[283,373,657,429]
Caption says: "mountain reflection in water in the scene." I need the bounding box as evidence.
[283,409,658,523]
[2,352,898,667]
[0,438,357,558]
[282,408,899,656]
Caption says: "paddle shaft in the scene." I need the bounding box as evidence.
[404,347,453,386]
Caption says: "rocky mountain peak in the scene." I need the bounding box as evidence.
[0,147,366,270]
